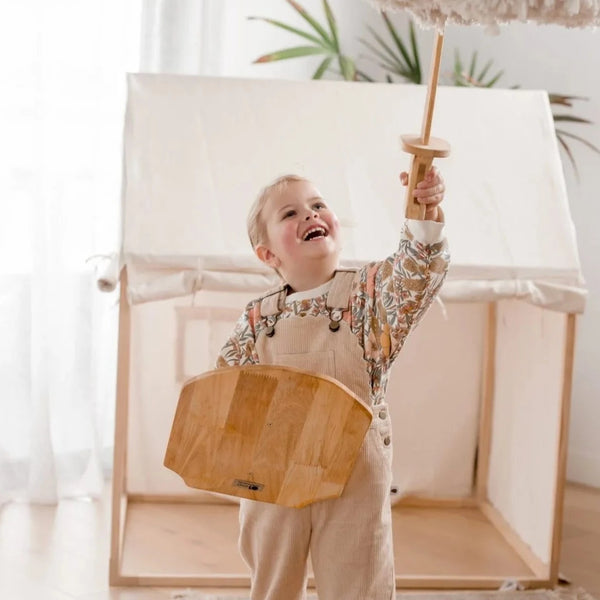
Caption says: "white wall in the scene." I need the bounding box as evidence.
[143,0,600,488]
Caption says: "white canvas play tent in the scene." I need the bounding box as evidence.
[104,73,586,589]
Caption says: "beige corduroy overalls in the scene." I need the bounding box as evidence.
[239,270,396,600]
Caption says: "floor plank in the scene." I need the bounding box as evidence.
[559,483,600,597]
[0,482,598,599]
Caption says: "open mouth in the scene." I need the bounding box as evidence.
[302,226,328,241]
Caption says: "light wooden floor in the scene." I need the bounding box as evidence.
[120,500,535,580]
[0,482,598,600]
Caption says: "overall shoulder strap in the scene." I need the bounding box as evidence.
[259,285,288,317]
[326,269,358,311]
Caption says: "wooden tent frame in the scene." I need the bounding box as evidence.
[109,267,577,590]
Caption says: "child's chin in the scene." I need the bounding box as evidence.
[304,241,334,252]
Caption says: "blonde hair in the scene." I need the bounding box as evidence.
[247,174,308,249]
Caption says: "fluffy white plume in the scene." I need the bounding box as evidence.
[369,0,600,28]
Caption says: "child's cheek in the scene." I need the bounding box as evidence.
[280,223,299,252]
[330,215,343,249]
[329,213,340,234]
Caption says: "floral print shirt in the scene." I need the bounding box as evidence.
[217,222,450,406]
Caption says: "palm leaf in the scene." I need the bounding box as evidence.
[549,93,588,107]
[286,0,332,46]
[339,55,356,81]
[468,51,477,79]
[555,129,600,154]
[359,37,408,76]
[382,13,416,76]
[366,26,403,67]
[477,58,493,82]
[254,45,331,63]
[553,114,593,125]
[355,68,376,82]
[452,49,503,88]
[408,21,421,82]
[556,133,579,179]
[313,55,334,79]
[485,70,504,88]
[323,0,339,52]
[453,49,464,84]
[363,24,419,83]
[247,16,331,49]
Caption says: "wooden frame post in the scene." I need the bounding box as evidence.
[109,267,132,585]
[549,313,577,585]
[476,302,497,501]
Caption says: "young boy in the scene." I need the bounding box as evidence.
[217,168,449,600]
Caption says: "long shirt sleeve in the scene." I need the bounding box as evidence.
[216,304,259,368]
[349,221,449,400]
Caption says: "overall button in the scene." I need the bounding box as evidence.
[329,309,343,332]
[378,410,387,420]
[265,326,275,337]
[383,436,391,446]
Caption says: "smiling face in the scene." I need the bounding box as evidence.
[255,179,342,291]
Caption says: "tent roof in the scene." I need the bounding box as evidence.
[120,74,585,312]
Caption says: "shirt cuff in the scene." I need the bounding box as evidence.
[406,219,445,245]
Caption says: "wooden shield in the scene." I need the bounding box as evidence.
[164,365,372,508]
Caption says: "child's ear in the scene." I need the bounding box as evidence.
[255,245,281,269]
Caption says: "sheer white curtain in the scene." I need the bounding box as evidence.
[0,1,141,503]
[138,0,223,74]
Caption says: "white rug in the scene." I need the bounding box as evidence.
[172,586,597,600]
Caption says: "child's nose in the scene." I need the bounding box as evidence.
[305,211,318,220]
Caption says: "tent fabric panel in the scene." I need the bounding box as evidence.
[127,293,245,497]
[487,300,565,564]
[389,301,485,500]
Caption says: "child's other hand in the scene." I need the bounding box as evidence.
[399,167,445,222]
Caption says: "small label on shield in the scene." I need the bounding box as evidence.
[234,479,264,492]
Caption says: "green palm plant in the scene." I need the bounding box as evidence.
[550,94,600,178]
[357,13,421,83]
[451,49,504,87]
[248,0,356,81]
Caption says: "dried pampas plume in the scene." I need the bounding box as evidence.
[367,0,600,29]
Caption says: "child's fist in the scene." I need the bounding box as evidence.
[400,167,445,222]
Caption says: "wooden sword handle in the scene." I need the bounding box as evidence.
[405,152,435,220]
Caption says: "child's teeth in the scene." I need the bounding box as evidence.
[304,227,326,241]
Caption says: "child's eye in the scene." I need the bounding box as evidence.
[283,210,296,219]
[313,202,326,210]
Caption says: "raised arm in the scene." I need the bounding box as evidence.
[351,168,450,368]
